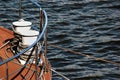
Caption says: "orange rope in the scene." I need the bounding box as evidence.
[48,44,120,67]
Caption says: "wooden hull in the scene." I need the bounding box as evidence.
[0,27,51,80]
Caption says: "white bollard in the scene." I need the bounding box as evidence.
[12,19,32,33]
[20,30,39,46]
[12,19,39,46]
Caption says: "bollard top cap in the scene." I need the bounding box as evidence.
[12,19,32,27]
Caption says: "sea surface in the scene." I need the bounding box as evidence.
[0,0,120,80]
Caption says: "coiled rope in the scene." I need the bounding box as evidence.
[48,44,120,67]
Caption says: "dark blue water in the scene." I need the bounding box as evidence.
[0,0,120,80]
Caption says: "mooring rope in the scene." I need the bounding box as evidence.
[0,41,10,50]
[51,68,70,80]
[48,44,120,67]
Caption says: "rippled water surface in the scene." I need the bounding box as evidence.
[0,0,120,80]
